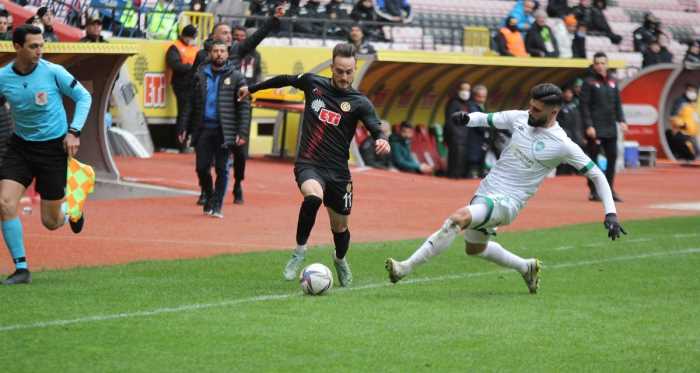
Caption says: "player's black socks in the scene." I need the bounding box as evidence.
[333,229,350,260]
[296,195,322,246]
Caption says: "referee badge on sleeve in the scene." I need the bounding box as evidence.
[35,92,48,106]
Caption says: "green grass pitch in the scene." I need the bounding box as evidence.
[1,215,699,372]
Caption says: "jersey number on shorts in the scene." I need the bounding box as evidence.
[343,192,352,210]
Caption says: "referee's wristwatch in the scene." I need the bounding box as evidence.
[68,128,81,137]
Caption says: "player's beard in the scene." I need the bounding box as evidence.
[212,58,226,68]
[528,114,547,127]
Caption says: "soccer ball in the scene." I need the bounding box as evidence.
[299,263,333,295]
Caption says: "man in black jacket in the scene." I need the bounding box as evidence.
[557,85,584,174]
[526,10,560,58]
[444,81,471,178]
[633,13,661,54]
[580,52,626,202]
[180,41,251,218]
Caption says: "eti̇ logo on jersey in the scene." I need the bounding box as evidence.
[35,91,48,106]
[319,108,341,126]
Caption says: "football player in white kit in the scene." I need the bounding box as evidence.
[385,83,626,294]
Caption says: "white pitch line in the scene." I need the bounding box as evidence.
[674,233,700,239]
[553,246,575,251]
[1,248,699,333]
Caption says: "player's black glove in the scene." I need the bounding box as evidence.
[450,111,470,126]
[604,213,627,240]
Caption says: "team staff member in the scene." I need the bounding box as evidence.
[580,52,626,202]
[0,25,92,285]
[181,41,251,219]
[239,43,391,287]
[166,25,199,153]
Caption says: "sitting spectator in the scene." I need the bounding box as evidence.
[633,13,662,54]
[351,0,384,41]
[0,10,11,41]
[496,16,528,57]
[296,0,325,35]
[547,0,570,18]
[360,121,393,169]
[642,37,673,68]
[683,40,700,64]
[348,24,376,55]
[80,15,107,42]
[444,81,471,178]
[30,7,59,42]
[668,85,699,160]
[573,0,621,44]
[326,0,350,37]
[573,21,587,58]
[389,122,433,174]
[526,10,559,57]
[508,0,537,33]
[376,0,411,22]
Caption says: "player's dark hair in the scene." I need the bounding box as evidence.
[232,25,247,33]
[210,39,227,49]
[12,24,42,46]
[593,51,607,61]
[531,83,563,107]
[332,43,357,61]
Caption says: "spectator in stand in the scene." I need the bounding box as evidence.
[496,16,528,57]
[556,85,585,174]
[465,85,489,179]
[547,0,569,18]
[573,20,587,58]
[245,0,269,28]
[351,0,383,40]
[550,13,572,58]
[348,24,376,55]
[80,15,107,42]
[580,52,626,202]
[526,10,559,57]
[444,81,471,178]
[0,10,11,40]
[573,0,621,44]
[389,122,433,174]
[633,13,661,54]
[377,0,411,22]
[360,120,393,169]
[35,7,59,42]
[326,0,350,37]
[642,37,673,68]
[508,0,537,33]
[296,0,325,36]
[683,40,700,64]
[190,0,206,12]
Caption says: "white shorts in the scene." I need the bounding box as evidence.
[463,194,521,244]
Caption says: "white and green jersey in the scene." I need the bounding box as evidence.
[468,110,616,214]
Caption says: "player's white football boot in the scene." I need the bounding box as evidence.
[522,259,541,294]
[385,258,409,283]
[333,256,353,287]
[283,252,305,281]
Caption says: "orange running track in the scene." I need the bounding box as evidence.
[1,153,698,273]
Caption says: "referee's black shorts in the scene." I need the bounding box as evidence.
[0,134,68,201]
[294,163,353,215]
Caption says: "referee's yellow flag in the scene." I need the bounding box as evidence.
[65,158,95,223]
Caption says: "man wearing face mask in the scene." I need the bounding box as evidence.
[444,81,472,178]
[386,83,626,293]
[497,16,528,57]
[180,40,251,218]
[668,84,699,160]
[167,25,199,153]
[580,52,626,202]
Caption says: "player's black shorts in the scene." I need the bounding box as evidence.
[294,163,353,215]
[0,134,67,201]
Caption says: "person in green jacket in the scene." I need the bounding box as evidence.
[389,122,433,174]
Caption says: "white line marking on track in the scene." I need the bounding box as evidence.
[1,248,699,333]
